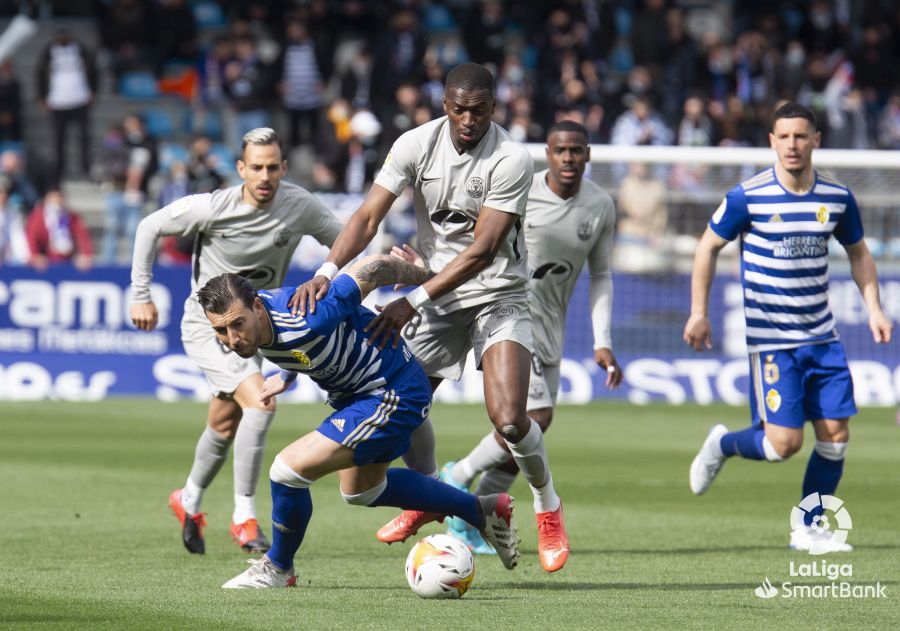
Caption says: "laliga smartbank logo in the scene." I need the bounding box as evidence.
[753,494,888,600]
[790,492,852,555]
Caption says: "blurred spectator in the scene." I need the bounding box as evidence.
[25,189,93,271]
[97,0,156,80]
[98,115,158,263]
[155,0,199,70]
[0,60,22,143]
[277,19,325,150]
[420,61,445,115]
[0,174,29,266]
[379,82,422,158]
[507,96,544,144]
[711,95,757,147]
[659,7,700,126]
[157,161,192,265]
[370,9,426,118]
[877,91,900,149]
[198,35,234,109]
[36,28,97,183]
[185,136,224,194]
[0,150,39,211]
[223,36,272,153]
[611,96,674,147]
[677,96,714,147]
[798,0,843,55]
[614,162,669,273]
[340,48,373,110]
[463,0,508,69]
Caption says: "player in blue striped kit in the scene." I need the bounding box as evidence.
[684,102,892,551]
[197,254,519,588]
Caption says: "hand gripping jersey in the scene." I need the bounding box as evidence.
[525,170,616,364]
[710,167,864,353]
[375,117,534,312]
[258,275,422,405]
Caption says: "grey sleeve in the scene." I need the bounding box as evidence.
[587,199,616,350]
[305,195,344,247]
[130,194,212,303]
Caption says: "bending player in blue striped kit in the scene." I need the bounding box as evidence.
[197,255,519,589]
[684,102,892,552]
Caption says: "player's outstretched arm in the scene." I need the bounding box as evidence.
[290,184,398,316]
[845,239,893,343]
[348,253,433,298]
[684,227,729,351]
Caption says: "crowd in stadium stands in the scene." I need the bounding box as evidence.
[3,0,900,267]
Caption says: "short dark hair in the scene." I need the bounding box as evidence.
[547,120,589,142]
[197,273,257,314]
[445,63,495,95]
[772,102,817,130]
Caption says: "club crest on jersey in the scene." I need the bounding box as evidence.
[465,176,485,199]
[274,227,292,247]
[292,350,311,366]
[817,205,830,224]
[577,220,594,241]
[766,388,782,412]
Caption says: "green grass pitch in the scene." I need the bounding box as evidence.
[1,400,897,630]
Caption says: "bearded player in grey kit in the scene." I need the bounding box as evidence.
[129,128,342,555]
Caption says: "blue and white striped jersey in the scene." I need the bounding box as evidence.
[258,275,419,404]
[710,167,864,353]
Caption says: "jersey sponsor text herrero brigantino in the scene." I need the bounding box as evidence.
[710,167,863,353]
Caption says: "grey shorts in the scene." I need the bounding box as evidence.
[405,296,533,381]
[527,355,560,411]
[181,309,262,396]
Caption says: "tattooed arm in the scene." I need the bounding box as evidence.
[347,254,434,299]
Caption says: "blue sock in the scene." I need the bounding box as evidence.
[802,450,844,499]
[719,425,767,460]
[370,468,481,529]
[267,481,312,571]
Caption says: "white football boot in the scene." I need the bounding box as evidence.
[689,424,729,495]
[222,556,297,589]
[478,493,520,570]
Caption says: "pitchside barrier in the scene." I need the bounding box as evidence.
[1,265,898,406]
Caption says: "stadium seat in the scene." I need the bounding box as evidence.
[158,142,190,174]
[187,108,224,141]
[119,72,160,100]
[141,109,177,139]
[192,0,226,30]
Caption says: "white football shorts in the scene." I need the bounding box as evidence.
[404,295,533,381]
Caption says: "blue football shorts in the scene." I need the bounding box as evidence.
[316,364,432,466]
[748,340,857,428]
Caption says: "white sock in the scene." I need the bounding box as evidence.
[505,418,560,513]
[233,494,257,524]
[474,469,517,496]
[762,436,784,462]
[451,431,510,486]
[181,477,204,515]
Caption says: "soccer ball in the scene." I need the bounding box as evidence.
[405,534,475,599]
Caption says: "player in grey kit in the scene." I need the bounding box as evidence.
[293,63,570,572]
[442,120,622,553]
[129,128,342,554]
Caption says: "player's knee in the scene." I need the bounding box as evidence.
[340,479,387,506]
[772,437,803,459]
[497,423,522,443]
[269,455,314,488]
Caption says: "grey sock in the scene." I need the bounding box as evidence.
[474,468,517,496]
[188,426,232,489]
[402,416,437,477]
[232,408,275,496]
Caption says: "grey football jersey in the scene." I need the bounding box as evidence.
[375,117,534,312]
[131,182,342,319]
[526,170,615,363]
